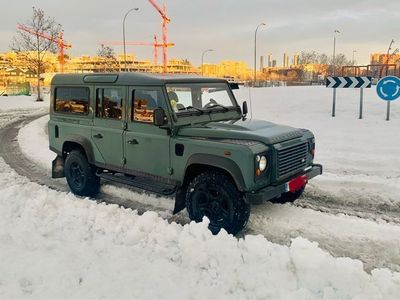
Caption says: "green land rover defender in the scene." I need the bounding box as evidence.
[48,73,322,234]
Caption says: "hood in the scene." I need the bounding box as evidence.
[177,119,304,145]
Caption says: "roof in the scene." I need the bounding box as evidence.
[51,72,228,86]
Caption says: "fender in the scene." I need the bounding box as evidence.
[63,135,95,164]
[185,153,246,191]
[173,153,246,214]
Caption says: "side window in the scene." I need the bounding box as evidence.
[132,88,166,123]
[96,88,123,120]
[55,87,89,114]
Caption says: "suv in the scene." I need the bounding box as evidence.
[49,73,322,234]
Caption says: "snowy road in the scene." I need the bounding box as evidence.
[1,112,399,272]
[1,92,400,299]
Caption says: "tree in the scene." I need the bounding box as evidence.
[11,7,61,101]
[97,45,118,72]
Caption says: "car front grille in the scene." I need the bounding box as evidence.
[277,142,308,179]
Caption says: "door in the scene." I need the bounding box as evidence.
[124,86,171,178]
[91,86,125,170]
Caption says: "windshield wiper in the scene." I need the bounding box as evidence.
[205,103,229,112]
[178,106,204,115]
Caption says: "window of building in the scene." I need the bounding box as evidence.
[55,87,89,114]
[132,88,166,123]
[96,88,123,120]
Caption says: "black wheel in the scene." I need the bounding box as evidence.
[185,171,250,235]
[272,187,305,204]
[65,150,100,197]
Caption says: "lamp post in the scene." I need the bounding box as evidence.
[332,29,340,76]
[201,49,214,75]
[123,7,139,71]
[385,39,394,121]
[352,49,357,65]
[254,22,266,86]
[331,29,340,117]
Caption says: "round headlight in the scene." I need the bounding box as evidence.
[259,155,267,171]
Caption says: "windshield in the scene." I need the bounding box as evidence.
[166,83,237,116]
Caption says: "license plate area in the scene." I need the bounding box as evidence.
[285,175,308,192]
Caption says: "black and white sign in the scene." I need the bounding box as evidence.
[326,76,372,88]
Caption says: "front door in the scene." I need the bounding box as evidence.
[91,86,125,170]
[124,86,171,178]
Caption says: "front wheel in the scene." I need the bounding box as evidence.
[65,150,100,197]
[185,171,250,235]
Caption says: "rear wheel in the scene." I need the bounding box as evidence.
[272,186,305,204]
[65,150,100,197]
[185,171,250,235]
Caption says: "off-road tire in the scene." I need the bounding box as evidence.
[65,150,100,197]
[272,187,305,204]
[185,171,250,235]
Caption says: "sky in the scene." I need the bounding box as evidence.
[1,0,399,67]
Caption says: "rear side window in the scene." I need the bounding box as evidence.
[55,87,89,114]
[96,88,123,120]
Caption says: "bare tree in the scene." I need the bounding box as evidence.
[97,45,118,72]
[11,7,61,101]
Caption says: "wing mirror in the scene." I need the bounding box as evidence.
[153,108,167,126]
[242,101,248,117]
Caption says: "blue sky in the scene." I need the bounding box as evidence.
[1,0,399,66]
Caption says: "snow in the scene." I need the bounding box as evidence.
[0,94,48,112]
[0,158,399,299]
[1,88,400,298]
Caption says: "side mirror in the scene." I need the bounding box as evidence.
[242,101,248,116]
[229,82,239,90]
[153,108,167,126]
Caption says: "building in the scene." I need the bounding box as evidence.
[201,61,252,81]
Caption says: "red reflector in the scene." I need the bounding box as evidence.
[288,175,308,192]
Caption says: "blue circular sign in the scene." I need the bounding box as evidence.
[376,76,400,101]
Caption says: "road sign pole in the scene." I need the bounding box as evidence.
[359,88,364,119]
[386,101,391,121]
[332,88,336,117]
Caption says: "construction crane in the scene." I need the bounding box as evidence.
[148,0,172,73]
[100,34,174,68]
[16,24,71,72]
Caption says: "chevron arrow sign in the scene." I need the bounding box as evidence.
[326,76,372,88]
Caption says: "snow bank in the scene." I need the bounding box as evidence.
[18,114,52,170]
[0,95,48,112]
[0,158,399,299]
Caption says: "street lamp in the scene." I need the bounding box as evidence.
[254,22,266,86]
[123,7,139,71]
[331,29,340,117]
[332,29,340,76]
[201,49,214,75]
[352,49,357,65]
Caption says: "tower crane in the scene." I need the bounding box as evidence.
[100,34,174,68]
[147,0,172,73]
[16,24,71,72]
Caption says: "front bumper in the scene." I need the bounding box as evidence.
[245,164,323,204]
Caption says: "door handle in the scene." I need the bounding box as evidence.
[127,139,139,145]
[93,133,103,139]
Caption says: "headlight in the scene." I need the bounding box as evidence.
[256,155,268,173]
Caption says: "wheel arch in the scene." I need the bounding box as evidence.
[173,154,246,214]
[62,135,95,164]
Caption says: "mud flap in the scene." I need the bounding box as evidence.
[52,155,65,178]
[173,187,186,214]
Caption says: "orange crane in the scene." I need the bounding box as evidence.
[148,0,172,73]
[16,24,72,73]
[100,34,174,67]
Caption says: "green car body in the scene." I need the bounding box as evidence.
[49,72,322,234]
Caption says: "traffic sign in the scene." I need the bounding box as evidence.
[376,76,400,101]
[326,76,372,88]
